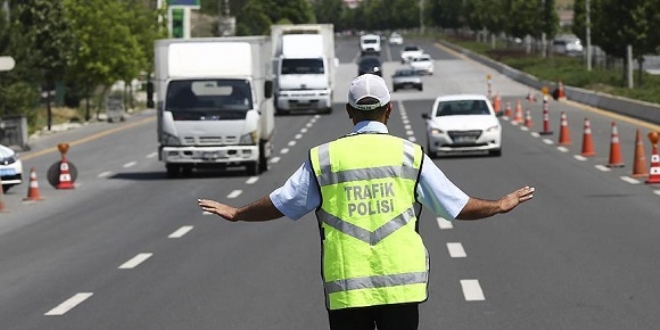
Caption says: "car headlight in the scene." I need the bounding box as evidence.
[240,131,258,145]
[163,132,182,146]
[486,125,500,132]
[1,154,17,165]
[373,67,380,72]
[430,128,444,135]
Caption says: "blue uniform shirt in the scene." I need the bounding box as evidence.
[269,121,470,220]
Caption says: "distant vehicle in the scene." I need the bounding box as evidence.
[0,144,23,192]
[357,56,382,76]
[391,68,422,92]
[421,94,502,157]
[400,45,423,63]
[410,54,434,75]
[389,33,403,45]
[360,34,381,56]
[552,36,584,56]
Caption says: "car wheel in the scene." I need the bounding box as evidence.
[2,184,14,193]
[489,148,502,157]
[181,167,193,177]
[426,141,436,159]
[166,164,180,178]
[418,86,423,91]
[393,87,398,92]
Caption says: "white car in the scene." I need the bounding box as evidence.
[0,143,23,192]
[360,34,381,56]
[410,54,434,75]
[400,45,423,63]
[389,33,403,45]
[422,94,502,157]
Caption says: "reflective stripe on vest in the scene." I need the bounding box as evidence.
[310,133,428,310]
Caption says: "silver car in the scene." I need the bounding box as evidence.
[391,69,422,92]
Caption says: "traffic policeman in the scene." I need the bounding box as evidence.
[198,74,535,330]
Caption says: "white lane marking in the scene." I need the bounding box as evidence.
[44,293,93,316]
[270,156,281,163]
[502,117,510,121]
[301,128,308,133]
[227,190,242,199]
[460,279,485,301]
[654,190,660,196]
[402,119,410,125]
[531,132,540,138]
[202,211,213,215]
[295,133,303,139]
[306,123,313,128]
[446,242,467,258]
[557,146,569,153]
[123,161,137,168]
[169,226,193,238]
[595,165,611,172]
[436,217,453,229]
[288,140,296,147]
[146,152,158,159]
[119,253,153,269]
[404,124,412,130]
[574,155,587,161]
[543,139,554,145]
[406,130,414,136]
[246,176,259,184]
[620,176,640,184]
[408,136,417,142]
[520,126,529,131]
[280,148,290,154]
[314,114,321,119]
[97,171,113,178]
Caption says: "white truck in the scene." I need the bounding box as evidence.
[271,24,336,115]
[153,37,274,177]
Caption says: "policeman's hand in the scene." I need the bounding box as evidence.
[499,186,535,213]
[197,198,238,221]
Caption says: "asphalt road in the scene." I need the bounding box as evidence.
[1,37,660,330]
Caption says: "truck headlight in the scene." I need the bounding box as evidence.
[240,131,258,145]
[163,132,182,146]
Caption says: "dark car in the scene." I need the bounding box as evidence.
[357,56,383,77]
[391,68,423,92]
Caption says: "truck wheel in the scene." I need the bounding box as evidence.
[181,167,193,177]
[166,164,180,178]
[247,161,260,176]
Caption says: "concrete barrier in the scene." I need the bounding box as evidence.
[437,39,660,125]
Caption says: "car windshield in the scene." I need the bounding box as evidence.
[360,58,380,66]
[363,39,378,44]
[166,79,253,112]
[404,46,420,51]
[394,70,416,76]
[281,58,325,74]
[414,57,430,62]
[435,100,490,116]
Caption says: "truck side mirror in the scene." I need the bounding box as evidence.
[146,82,154,108]
[421,113,429,120]
[264,80,273,99]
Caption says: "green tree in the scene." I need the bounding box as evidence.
[312,0,344,27]
[429,0,464,30]
[236,0,272,36]
[571,0,586,42]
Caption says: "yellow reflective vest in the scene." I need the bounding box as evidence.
[309,132,429,310]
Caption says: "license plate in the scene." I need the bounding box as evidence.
[298,100,310,104]
[202,151,220,159]
[0,168,16,176]
[454,136,476,143]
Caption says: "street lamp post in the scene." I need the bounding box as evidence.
[419,0,425,35]
[586,0,592,71]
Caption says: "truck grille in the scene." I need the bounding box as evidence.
[182,136,238,145]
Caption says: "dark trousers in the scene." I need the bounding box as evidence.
[327,303,419,330]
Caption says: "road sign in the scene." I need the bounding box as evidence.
[168,0,200,9]
[0,56,15,72]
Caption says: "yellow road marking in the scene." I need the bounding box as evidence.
[21,116,155,161]
[433,41,660,131]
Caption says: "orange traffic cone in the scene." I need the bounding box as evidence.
[646,132,660,184]
[493,93,501,114]
[631,129,649,178]
[524,109,533,129]
[606,122,624,167]
[513,100,524,124]
[558,112,571,145]
[24,167,44,201]
[556,80,566,100]
[57,156,75,189]
[539,96,553,135]
[580,118,596,157]
[526,90,536,103]
[504,102,512,118]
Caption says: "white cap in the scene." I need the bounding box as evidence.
[348,74,391,111]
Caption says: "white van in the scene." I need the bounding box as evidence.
[360,34,381,56]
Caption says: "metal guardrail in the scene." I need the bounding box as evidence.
[437,39,660,125]
[0,115,29,150]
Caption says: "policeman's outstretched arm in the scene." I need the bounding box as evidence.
[197,196,284,222]
[456,186,534,220]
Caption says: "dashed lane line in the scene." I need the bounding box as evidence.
[574,155,588,161]
[227,190,242,199]
[169,226,193,238]
[595,165,611,172]
[44,292,93,316]
[246,177,259,185]
[295,133,303,139]
[557,146,569,153]
[620,176,640,184]
[123,161,137,168]
[446,242,467,258]
[280,148,290,154]
[460,279,486,301]
[270,156,281,164]
[542,139,554,145]
[97,171,113,178]
[118,253,153,269]
[288,141,297,147]
[436,217,453,230]
[146,152,158,159]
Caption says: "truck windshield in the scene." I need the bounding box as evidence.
[281,59,325,75]
[166,79,253,111]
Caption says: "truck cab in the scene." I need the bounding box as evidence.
[360,34,381,56]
